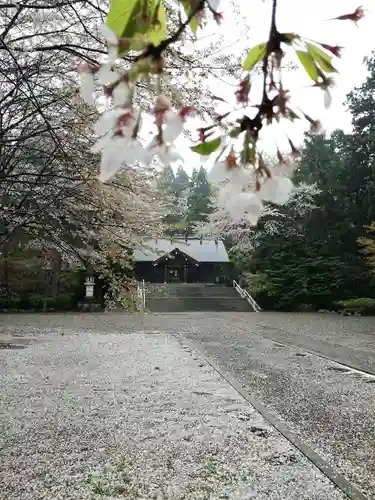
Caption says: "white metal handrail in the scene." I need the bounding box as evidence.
[233,280,261,312]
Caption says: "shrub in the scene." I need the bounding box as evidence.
[335,297,375,315]
[53,294,74,311]
[5,297,21,310]
[29,294,45,310]
[60,268,86,302]
[0,288,20,310]
[28,293,74,311]
[297,303,315,312]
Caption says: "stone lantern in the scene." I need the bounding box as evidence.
[84,263,95,299]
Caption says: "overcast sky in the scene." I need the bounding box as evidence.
[171,0,375,173]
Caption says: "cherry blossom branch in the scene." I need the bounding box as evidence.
[73,0,366,236]
[0,1,84,8]
[262,0,277,100]
[1,3,22,38]
[7,26,79,44]
[135,0,206,63]
[32,43,108,56]
[0,49,98,244]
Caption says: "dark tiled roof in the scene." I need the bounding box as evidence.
[133,238,229,263]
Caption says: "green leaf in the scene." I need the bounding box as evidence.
[306,43,337,74]
[296,50,319,82]
[282,32,300,44]
[179,0,199,35]
[229,126,242,138]
[128,32,149,51]
[241,131,256,164]
[191,137,221,156]
[242,43,267,71]
[107,0,167,54]
[241,144,256,165]
[107,0,140,38]
[146,2,167,46]
[189,16,199,35]
[286,108,300,121]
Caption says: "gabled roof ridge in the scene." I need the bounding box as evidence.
[133,238,229,263]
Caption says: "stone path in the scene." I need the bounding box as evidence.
[0,328,347,500]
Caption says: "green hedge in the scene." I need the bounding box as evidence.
[28,293,74,311]
[28,294,45,310]
[335,297,375,315]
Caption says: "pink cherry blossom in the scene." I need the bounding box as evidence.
[78,62,97,105]
[98,134,128,182]
[124,138,152,166]
[147,139,182,166]
[99,23,119,63]
[334,6,365,25]
[257,176,294,205]
[207,160,229,184]
[91,133,112,154]
[112,81,130,107]
[95,133,151,181]
[93,109,134,137]
[79,73,95,105]
[97,64,120,86]
[162,106,195,143]
[207,0,220,11]
[208,153,250,186]
[324,88,332,109]
[225,192,263,225]
[163,110,184,143]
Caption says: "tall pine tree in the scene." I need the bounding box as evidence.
[157,165,176,195]
[238,53,375,309]
[174,166,190,197]
[186,167,212,234]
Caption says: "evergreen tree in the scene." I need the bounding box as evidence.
[157,165,180,233]
[174,166,190,197]
[186,167,212,233]
[235,54,375,309]
[157,165,176,195]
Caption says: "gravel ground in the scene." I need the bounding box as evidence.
[0,328,346,500]
[225,312,375,373]
[3,310,375,372]
[180,322,375,497]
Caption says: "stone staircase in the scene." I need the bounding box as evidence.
[144,283,254,312]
